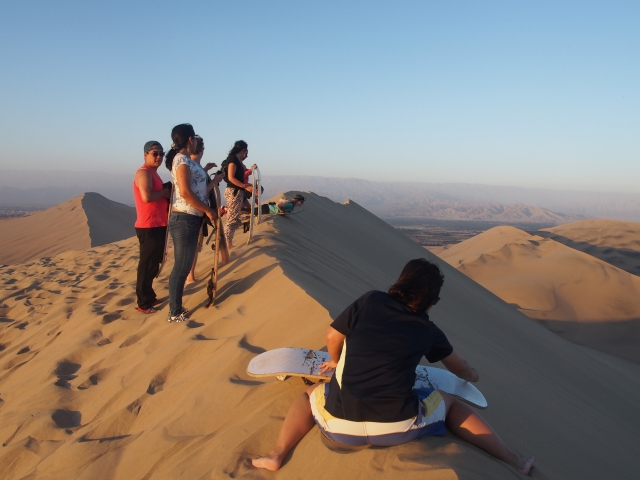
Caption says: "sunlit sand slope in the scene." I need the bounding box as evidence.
[437,226,640,363]
[0,195,639,479]
[538,219,640,276]
[0,193,135,265]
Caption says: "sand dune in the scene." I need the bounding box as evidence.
[437,226,640,363]
[0,194,639,479]
[0,193,135,265]
[537,219,640,276]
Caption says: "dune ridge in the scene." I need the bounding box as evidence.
[0,195,639,479]
[537,219,640,276]
[436,225,640,363]
[0,193,135,266]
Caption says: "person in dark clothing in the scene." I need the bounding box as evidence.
[252,259,535,475]
[223,140,255,249]
[133,141,171,313]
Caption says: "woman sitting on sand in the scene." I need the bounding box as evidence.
[253,259,535,475]
[164,124,217,323]
[252,194,305,216]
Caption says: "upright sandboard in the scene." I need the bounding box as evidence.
[156,187,174,278]
[247,347,487,409]
[255,166,262,225]
[246,167,259,245]
[206,182,224,307]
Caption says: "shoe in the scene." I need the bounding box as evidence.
[167,309,189,323]
[137,306,158,314]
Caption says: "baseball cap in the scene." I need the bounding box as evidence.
[144,141,162,153]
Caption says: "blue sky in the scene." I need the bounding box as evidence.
[1,1,638,192]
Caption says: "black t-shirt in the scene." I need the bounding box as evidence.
[224,157,245,187]
[324,290,453,423]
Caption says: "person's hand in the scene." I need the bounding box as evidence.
[245,184,253,194]
[318,360,338,375]
[163,186,172,198]
[204,162,217,171]
[205,208,217,223]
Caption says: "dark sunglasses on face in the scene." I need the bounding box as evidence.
[149,151,165,158]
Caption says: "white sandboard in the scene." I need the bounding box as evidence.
[247,347,487,409]
[246,167,258,245]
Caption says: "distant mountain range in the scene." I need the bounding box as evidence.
[1,170,639,222]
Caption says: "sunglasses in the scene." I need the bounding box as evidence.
[148,151,165,158]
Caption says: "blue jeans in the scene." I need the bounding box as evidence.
[168,212,202,315]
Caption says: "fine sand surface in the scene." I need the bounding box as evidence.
[0,193,136,266]
[1,195,639,479]
[436,226,640,363]
[537,219,640,276]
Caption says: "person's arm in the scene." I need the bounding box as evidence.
[319,326,346,374]
[441,351,479,382]
[176,164,216,222]
[135,169,170,203]
[203,162,217,172]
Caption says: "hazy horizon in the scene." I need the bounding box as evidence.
[1,1,639,193]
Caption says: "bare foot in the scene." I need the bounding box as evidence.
[251,455,281,471]
[185,276,196,286]
[515,455,535,476]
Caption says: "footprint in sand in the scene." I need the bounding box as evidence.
[77,369,107,390]
[94,274,110,281]
[102,312,122,324]
[54,360,81,388]
[147,371,168,395]
[17,347,30,355]
[51,409,82,431]
[116,297,135,307]
[14,322,28,330]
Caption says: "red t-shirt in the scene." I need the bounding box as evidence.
[133,165,169,228]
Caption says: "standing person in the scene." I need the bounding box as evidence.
[222,140,255,249]
[165,124,217,323]
[133,141,171,314]
[185,135,219,285]
[252,259,535,475]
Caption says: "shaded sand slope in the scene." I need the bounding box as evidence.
[0,193,135,265]
[0,194,639,479]
[437,226,640,363]
[538,219,640,276]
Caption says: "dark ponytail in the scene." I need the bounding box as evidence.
[165,123,196,172]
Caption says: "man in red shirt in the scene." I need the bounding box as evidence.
[133,141,172,313]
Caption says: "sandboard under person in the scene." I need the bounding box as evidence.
[252,259,535,475]
[133,141,172,314]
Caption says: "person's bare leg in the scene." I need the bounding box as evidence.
[440,392,535,475]
[252,384,319,471]
[185,249,199,285]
